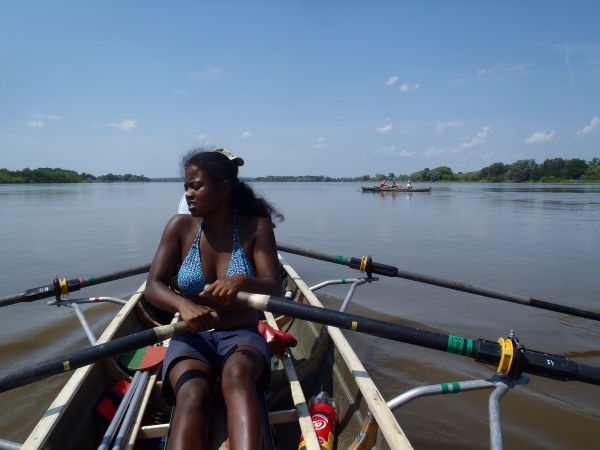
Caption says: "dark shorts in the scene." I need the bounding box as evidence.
[161,322,271,402]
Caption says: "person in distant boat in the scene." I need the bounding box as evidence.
[406,180,413,189]
[146,148,284,450]
[391,181,400,189]
[379,179,387,189]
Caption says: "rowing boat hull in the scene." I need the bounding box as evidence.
[361,186,432,193]
[21,256,411,450]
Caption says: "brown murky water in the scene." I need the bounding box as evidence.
[1,182,599,448]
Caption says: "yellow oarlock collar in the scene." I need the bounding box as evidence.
[496,337,514,375]
[59,278,69,296]
[359,256,369,273]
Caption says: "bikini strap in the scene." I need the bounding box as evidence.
[194,222,204,244]
[232,209,241,247]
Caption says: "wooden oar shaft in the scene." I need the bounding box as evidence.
[236,291,600,386]
[276,242,600,322]
[0,321,189,394]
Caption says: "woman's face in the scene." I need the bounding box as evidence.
[183,165,229,217]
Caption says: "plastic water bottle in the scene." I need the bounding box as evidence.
[298,391,337,450]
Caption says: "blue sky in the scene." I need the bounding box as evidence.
[1,1,599,178]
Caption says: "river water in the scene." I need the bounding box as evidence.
[0,182,599,448]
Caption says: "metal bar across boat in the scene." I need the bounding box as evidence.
[1,290,599,394]
[276,241,600,322]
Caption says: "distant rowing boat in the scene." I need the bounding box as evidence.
[361,186,432,193]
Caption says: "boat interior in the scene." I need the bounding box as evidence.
[21,254,410,450]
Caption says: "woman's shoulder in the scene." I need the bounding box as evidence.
[163,214,202,237]
[237,214,271,230]
[237,215,274,244]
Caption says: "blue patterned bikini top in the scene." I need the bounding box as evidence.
[177,211,256,296]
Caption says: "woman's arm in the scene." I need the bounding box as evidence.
[145,215,219,333]
[201,216,282,305]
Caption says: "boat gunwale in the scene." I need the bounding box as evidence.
[21,283,147,450]
[277,253,413,450]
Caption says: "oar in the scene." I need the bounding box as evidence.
[1,292,599,394]
[0,264,151,308]
[276,242,600,323]
[0,321,190,393]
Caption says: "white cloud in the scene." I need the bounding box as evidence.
[525,130,556,144]
[459,126,492,149]
[436,121,464,133]
[477,68,492,75]
[577,116,600,136]
[399,83,419,92]
[33,113,60,120]
[376,124,393,134]
[242,131,252,138]
[310,137,328,149]
[197,134,206,140]
[400,129,409,135]
[373,146,397,155]
[510,63,524,71]
[422,147,447,157]
[189,66,224,81]
[398,150,415,157]
[386,76,399,86]
[109,119,137,131]
[28,120,44,128]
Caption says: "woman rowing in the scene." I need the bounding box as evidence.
[146,148,283,450]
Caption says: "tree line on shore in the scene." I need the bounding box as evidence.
[254,157,600,183]
[2,157,599,184]
[0,168,150,184]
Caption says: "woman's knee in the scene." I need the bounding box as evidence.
[169,358,214,410]
[221,348,263,389]
[175,378,213,411]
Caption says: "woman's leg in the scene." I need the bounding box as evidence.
[168,358,215,450]
[221,346,265,450]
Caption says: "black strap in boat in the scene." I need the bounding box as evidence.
[259,389,276,450]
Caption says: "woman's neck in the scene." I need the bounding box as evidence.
[202,205,234,236]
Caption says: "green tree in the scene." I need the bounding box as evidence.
[540,158,566,178]
[508,159,537,182]
[563,158,588,179]
[429,166,453,181]
[480,162,509,181]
